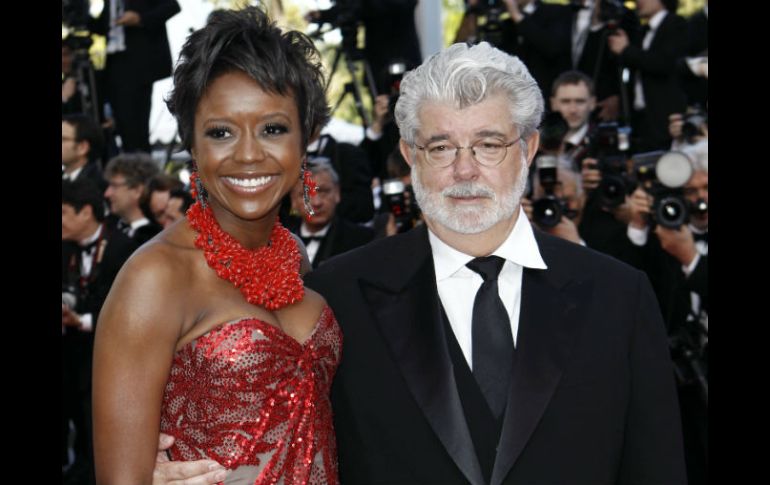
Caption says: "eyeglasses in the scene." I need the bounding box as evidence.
[414,136,523,168]
[107,180,131,189]
[61,136,78,143]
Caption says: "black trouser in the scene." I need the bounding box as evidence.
[105,52,153,153]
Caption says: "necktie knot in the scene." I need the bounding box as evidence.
[300,235,325,245]
[466,256,506,282]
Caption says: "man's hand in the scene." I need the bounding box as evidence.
[521,196,533,221]
[581,158,601,191]
[668,113,684,140]
[547,217,582,245]
[607,29,629,55]
[503,0,526,23]
[62,305,82,328]
[116,11,142,27]
[655,225,698,267]
[153,433,227,485]
[62,77,77,103]
[371,95,390,135]
[596,95,619,121]
[626,187,652,229]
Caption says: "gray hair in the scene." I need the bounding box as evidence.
[307,159,340,185]
[394,42,544,147]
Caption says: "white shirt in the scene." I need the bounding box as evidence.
[127,217,151,238]
[62,165,85,181]
[76,225,104,333]
[429,207,547,368]
[634,9,668,110]
[300,222,331,264]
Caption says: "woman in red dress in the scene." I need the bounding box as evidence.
[92,7,340,484]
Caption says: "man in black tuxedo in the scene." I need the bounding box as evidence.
[286,161,374,269]
[307,41,686,484]
[608,0,687,152]
[62,113,107,192]
[103,153,162,246]
[152,41,686,485]
[90,0,180,153]
[62,179,136,485]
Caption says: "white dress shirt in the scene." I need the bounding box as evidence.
[76,224,104,333]
[300,222,331,264]
[429,207,547,369]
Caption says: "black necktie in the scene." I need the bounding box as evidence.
[300,235,325,245]
[466,256,514,419]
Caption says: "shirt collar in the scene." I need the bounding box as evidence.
[567,123,589,146]
[429,206,547,281]
[79,224,103,248]
[300,222,331,237]
[648,9,668,31]
[130,218,150,230]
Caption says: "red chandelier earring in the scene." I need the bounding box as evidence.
[302,157,317,221]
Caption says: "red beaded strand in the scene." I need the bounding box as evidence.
[186,172,304,310]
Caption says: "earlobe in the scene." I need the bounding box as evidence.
[399,139,415,167]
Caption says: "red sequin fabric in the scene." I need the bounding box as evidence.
[160,306,342,485]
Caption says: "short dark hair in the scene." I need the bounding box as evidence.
[62,178,106,222]
[550,70,595,97]
[104,153,160,189]
[62,113,104,164]
[169,188,194,214]
[166,6,330,153]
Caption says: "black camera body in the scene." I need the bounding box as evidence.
[62,0,91,31]
[587,122,634,208]
[631,151,694,229]
[469,0,507,47]
[531,154,577,228]
[381,179,420,233]
[599,0,625,31]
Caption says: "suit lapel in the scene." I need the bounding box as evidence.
[359,226,486,485]
[491,238,594,485]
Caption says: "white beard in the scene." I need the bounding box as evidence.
[411,161,529,235]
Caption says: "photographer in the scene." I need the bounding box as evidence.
[286,161,374,268]
[306,0,421,96]
[62,178,136,484]
[523,162,586,245]
[458,0,572,99]
[607,0,687,152]
[89,0,180,153]
[624,148,708,485]
[549,70,596,170]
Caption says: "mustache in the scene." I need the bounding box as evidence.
[442,182,496,199]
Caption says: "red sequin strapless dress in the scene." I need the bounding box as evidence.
[160,306,342,485]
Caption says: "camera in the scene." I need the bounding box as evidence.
[539,111,569,153]
[631,151,694,229]
[469,0,507,47]
[381,178,420,233]
[681,109,708,144]
[598,0,625,31]
[312,0,361,57]
[587,122,633,208]
[62,0,91,31]
[531,155,578,228]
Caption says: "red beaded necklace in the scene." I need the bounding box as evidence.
[186,172,304,311]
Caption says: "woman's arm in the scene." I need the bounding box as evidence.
[93,248,188,485]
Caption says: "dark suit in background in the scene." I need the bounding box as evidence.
[62,227,136,484]
[306,225,685,484]
[620,11,688,151]
[288,215,374,269]
[91,0,180,152]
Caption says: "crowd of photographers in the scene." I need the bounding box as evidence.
[62,1,707,484]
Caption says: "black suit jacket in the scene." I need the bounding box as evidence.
[620,12,688,148]
[91,0,180,84]
[288,216,374,269]
[498,1,572,101]
[306,224,685,484]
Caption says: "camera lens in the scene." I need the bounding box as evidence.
[533,197,563,228]
[598,175,626,208]
[655,195,689,229]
